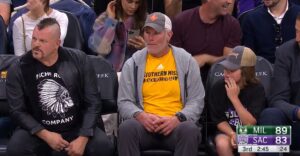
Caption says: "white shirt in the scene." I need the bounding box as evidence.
[267,1,289,24]
[13,9,68,56]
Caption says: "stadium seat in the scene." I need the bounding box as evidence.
[0,55,19,117]
[205,56,274,156]
[61,11,85,51]
[88,55,118,115]
[0,16,8,54]
[0,55,19,156]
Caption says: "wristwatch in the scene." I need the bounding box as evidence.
[133,111,142,118]
[175,112,187,122]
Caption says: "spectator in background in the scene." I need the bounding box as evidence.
[171,0,241,83]
[235,0,261,17]
[11,0,26,7]
[259,13,300,152]
[182,0,202,10]
[147,0,182,19]
[291,0,300,5]
[93,0,111,15]
[0,0,11,26]
[241,0,300,63]
[118,12,205,156]
[12,0,68,56]
[209,46,266,156]
[0,0,13,138]
[94,0,182,19]
[89,0,147,72]
[6,18,114,156]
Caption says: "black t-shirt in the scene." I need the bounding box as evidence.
[209,80,266,129]
[34,61,78,132]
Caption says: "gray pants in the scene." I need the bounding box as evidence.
[118,119,201,156]
[7,127,114,156]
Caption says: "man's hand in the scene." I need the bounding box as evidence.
[135,112,160,132]
[65,136,89,156]
[225,78,240,102]
[36,129,69,152]
[154,116,180,136]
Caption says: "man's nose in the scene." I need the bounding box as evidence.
[226,0,234,4]
[148,33,154,41]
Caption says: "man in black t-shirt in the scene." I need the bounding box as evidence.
[6,18,114,156]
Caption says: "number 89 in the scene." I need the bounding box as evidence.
[275,127,288,135]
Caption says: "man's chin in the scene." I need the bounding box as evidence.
[32,52,42,60]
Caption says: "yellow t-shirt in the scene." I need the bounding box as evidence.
[143,49,182,116]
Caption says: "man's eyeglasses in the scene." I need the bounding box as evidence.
[274,24,283,46]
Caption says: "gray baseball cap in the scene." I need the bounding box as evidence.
[143,12,172,32]
[219,46,257,70]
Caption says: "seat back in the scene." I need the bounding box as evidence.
[61,11,85,51]
[0,55,18,156]
[0,16,8,54]
[0,55,19,116]
[88,55,118,115]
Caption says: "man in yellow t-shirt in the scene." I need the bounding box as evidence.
[118,12,205,156]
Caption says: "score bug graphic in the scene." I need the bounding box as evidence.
[237,125,291,153]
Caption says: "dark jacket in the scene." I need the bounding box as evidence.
[269,39,300,121]
[241,2,300,63]
[6,47,102,136]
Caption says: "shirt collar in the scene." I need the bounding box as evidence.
[267,0,289,24]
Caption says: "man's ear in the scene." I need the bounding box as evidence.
[167,30,173,42]
[56,39,61,48]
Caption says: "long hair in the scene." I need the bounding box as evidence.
[41,0,50,13]
[239,66,259,89]
[115,0,147,30]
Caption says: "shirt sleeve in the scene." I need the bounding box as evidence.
[79,53,102,136]
[170,16,183,47]
[208,80,228,124]
[88,13,118,56]
[13,17,26,56]
[269,46,298,121]
[7,61,45,134]
[225,16,242,48]
[240,14,256,51]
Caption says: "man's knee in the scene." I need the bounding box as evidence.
[215,134,231,150]
[259,108,287,125]
[118,119,142,136]
[176,122,200,139]
[87,128,114,156]
[7,129,34,156]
